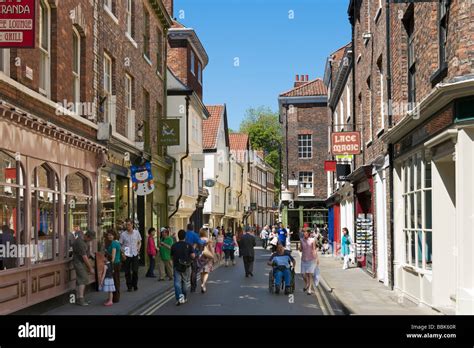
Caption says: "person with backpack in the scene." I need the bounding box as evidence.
[222,230,237,267]
[171,229,196,306]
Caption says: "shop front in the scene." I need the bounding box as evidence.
[387,88,474,314]
[0,102,103,315]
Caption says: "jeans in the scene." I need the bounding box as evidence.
[112,262,121,303]
[173,268,189,301]
[124,255,139,289]
[190,258,198,292]
[274,268,291,287]
[146,255,155,276]
[262,239,268,249]
[243,256,254,275]
[224,249,235,261]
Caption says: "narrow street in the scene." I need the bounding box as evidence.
[135,247,345,316]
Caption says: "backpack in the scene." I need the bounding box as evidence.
[176,243,192,273]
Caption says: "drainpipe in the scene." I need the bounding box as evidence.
[285,104,289,189]
[168,95,190,221]
[237,164,244,224]
[386,0,395,290]
[223,151,232,227]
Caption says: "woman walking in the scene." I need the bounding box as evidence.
[197,228,214,293]
[215,230,224,265]
[299,228,318,295]
[105,229,121,303]
[342,227,352,270]
[222,230,237,267]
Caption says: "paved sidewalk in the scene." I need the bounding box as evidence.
[318,254,440,315]
[39,267,175,315]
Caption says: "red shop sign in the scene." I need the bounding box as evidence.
[324,160,337,172]
[331,131,361,156]
[0,0,36,48]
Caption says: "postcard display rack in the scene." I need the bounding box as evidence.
[356,214,373,269]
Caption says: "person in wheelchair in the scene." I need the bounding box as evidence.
[268,244,296,294]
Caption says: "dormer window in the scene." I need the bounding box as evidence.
[190,50,195,75]
[198,61,202,84]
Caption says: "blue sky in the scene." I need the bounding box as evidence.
[174,0,352,131]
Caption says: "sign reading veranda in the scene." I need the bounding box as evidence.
[0,0,36,48]
[331,131,361,155]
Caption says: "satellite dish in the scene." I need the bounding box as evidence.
[204,179,216,187]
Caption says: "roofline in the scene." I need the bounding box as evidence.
[168,27,209,67]
[278,96,328,105]
[279,78,326,98]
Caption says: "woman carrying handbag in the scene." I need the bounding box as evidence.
[197,228,214,293]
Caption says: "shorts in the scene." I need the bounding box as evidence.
[73,261,89,286]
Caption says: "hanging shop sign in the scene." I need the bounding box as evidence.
[204,179,215,188]
[250,203,257,211]
[288,179,298,187]
[336,163,351,182]
[0,0,36,48]
[158,119,180,146]
[131,161,155,196]
[324,161,337,172]
[331,131,361,155]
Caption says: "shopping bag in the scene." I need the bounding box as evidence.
[313,266,321,288]
[234,246,239,257]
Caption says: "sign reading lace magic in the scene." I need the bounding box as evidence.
[331,131,361,156]
[0,0,36,48]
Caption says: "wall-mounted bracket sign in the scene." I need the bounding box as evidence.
[0,0,36,48]
[331,132,361,156]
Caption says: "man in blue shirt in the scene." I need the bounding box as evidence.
[277,222,288,247]
[185,223,204,292]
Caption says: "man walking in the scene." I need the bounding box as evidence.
[72,230,95,306]
[277,222,288,247]
[239,227,256,277]
[158,228,174,280]
[185,223,203,292]
[171,230,195,306]
[120,218,142,291]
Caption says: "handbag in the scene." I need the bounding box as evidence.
[202,242,214,259]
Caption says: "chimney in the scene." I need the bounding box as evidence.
[294,74,309,88]
[162,0,174,18]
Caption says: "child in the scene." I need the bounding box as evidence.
[100,254,116,306]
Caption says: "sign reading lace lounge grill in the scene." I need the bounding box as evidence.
[0,0,35,48]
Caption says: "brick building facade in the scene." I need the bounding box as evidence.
[278,76,329,235]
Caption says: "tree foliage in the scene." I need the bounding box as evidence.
[239,106,282,202]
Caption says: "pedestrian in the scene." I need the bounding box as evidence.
[197,228,214,293]
[260,225,269,249]
[185,223,204,293]
[119,218,142,291]
[72,230,95,306]
[342,227,352,270]
[105,229,121,303]
[236,226,243,258]
[269,229,279,253]
[171,229,195,306]
[99,254,116,306]
[215,230,224,264]
[239,226,256,277]
[277,222,288,247]
[299,228,318,295]
[146,227,158,278]
[158,228,174,281]
[222,230,237,267]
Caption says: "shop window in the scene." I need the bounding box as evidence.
[64,173,92,259]
[0,151,25,269]
[402,152,432,271]
[31,164,59,263]
[100,173,129,236]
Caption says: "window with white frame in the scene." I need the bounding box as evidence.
[0,49,10,76]
[104,0,115,16]
[379,62,385,132]
[156,27,163,74]
[299,171,313,196]
[39,0,51,97]
[125,74,135,140]
[298,134,312,159]
[103,53,113,125]
[126,0,134,38]
[402,152,432,271]
[190,50,195,75]
[185,165,192,196]
[72,29,81,113]
[340,100,344,130]
[198,61,202,84]
[143,8,150,60]
[215,193,220,207]
[346,85,351,120]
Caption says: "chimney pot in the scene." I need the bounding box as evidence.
[295,75,299,81]
[306,75,309,81]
